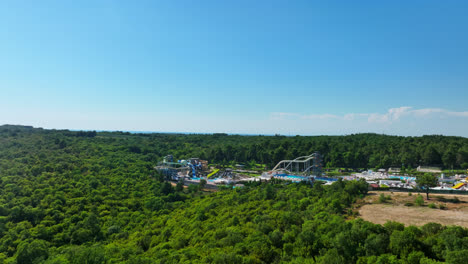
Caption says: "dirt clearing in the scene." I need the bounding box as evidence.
[357,191,468,228]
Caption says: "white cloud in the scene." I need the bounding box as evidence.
[367,106,412,123]
[449,111,468,117]
[343,113,369,121]
[270,106,468,124]
[400,107,468,119]
[264,106,468,136]
[270,112,300,120]
[389,106,412,120]
[301,114,339,120]
[411,108,445,116]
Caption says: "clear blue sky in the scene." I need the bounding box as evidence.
[1,0,468,136]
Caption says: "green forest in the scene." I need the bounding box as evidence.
[0,125,467,263]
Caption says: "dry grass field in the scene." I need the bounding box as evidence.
[356,191,468,228]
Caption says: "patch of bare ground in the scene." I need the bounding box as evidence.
[356,191,468,228]
[169,181,217,192]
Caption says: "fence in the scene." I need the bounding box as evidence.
[370,187,468,195]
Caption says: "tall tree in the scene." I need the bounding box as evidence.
[416,173,438,200]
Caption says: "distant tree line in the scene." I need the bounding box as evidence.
[4,125,468,170]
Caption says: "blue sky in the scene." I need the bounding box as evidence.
[1,0,468,136]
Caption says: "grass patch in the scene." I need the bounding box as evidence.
[378,193,392,203]
[415,195,425,206]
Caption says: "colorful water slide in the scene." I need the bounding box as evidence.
[452,182,465,189]
[207,169,220,178]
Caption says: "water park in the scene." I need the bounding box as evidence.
[154,153,468,191]
[351,170,468,191]
[154,152,342,186]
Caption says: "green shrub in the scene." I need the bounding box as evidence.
[378,193,392,203]
[415,195,424,206]
[439,204,446,210]
[404,202,414,207]
[379,193,387,203]
[428,203,436,209]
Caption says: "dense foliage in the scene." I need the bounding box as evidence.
[0,125,467,263]
[3,125,468,171]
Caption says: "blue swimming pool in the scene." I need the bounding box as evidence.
[272,174,340,183]
[285,175,306,181]
[190,177,219,182]
[275,174,307,181]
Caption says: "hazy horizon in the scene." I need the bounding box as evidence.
[3,123,468,139]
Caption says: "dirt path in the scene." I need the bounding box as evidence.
[169,182,187,189]
[357,191,468,227]
[169,181,218,192]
